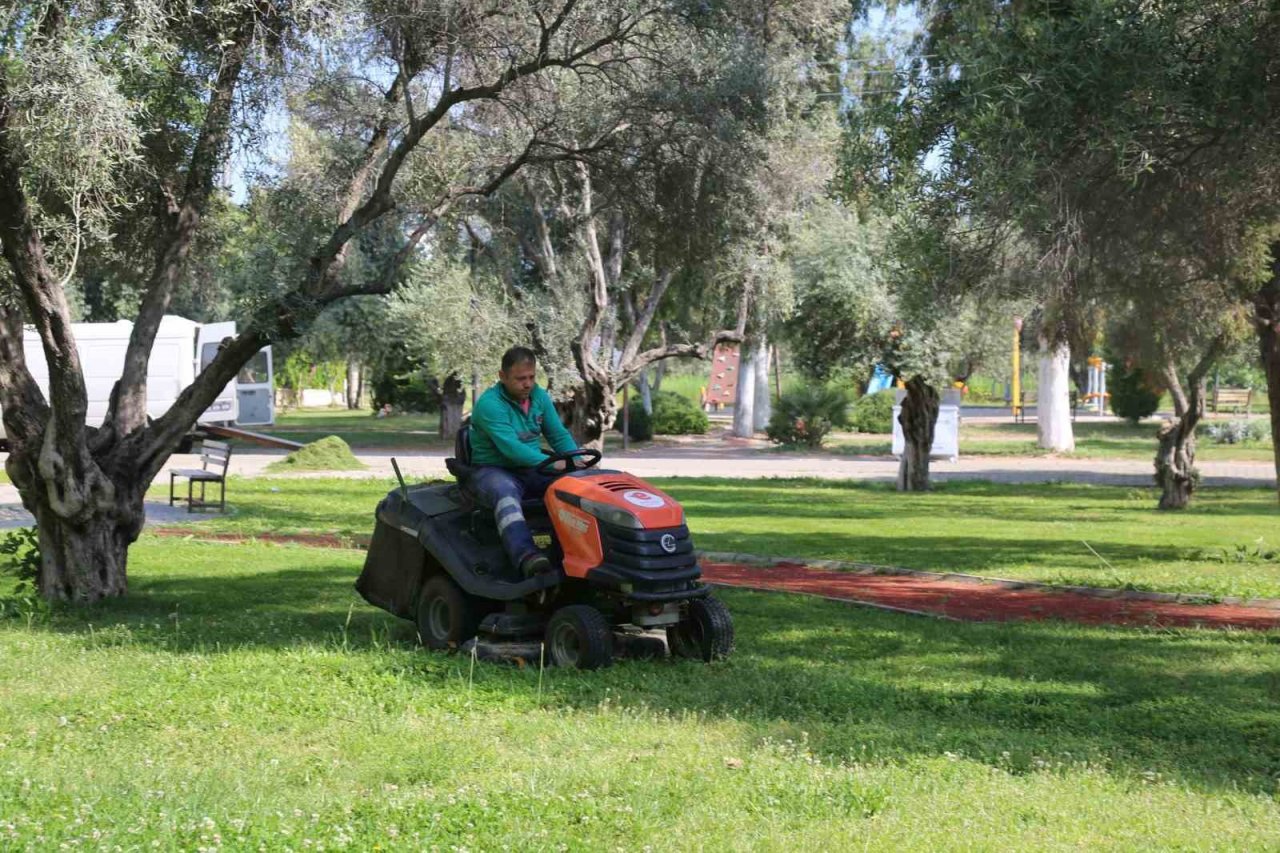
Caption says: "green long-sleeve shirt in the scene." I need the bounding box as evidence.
[469,382,577,468]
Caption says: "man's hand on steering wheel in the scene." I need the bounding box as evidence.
[536,448,602,476]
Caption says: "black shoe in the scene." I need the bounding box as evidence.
[520,554,554,578]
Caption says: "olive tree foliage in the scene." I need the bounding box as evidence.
[782,199,895,384]
[850,0,1280,499]
[0,0,690,603]
[1103,247,1264,508]
[387,249,538,435]
[473,0,856,447]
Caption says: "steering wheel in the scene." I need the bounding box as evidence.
[535,448,602,476]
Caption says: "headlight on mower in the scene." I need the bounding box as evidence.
[578,497,642,529]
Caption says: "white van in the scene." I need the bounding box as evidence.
[0,315,273,446]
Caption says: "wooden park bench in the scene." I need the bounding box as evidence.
[1211,387,1253,415]
[169,440,232,513]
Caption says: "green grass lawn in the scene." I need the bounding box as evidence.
[165,477,1280,600]
[826,419,1276,462]
[269,408,452,450]
[2,538,1279,849]
[266,407,640,454]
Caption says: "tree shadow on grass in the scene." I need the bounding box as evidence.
[581,590,1280,797]
[15,541,1280,797]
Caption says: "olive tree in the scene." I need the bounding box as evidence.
[0,0,682,602]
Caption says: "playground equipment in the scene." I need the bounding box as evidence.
[1082,356,1110,415]
[700,344,739,411]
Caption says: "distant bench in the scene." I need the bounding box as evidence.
[1014,390,1080,424]
[169,440,231,513]
[1211,387,1253,415]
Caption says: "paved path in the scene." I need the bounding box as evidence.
[0,496,220,530]
[140,444,1275,487]
[2,427,1274,526]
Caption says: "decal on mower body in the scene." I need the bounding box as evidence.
[622,490,665,509]
[557,508,591,534]
[660,533,677,553]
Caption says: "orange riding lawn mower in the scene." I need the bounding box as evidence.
[355,425,734,669]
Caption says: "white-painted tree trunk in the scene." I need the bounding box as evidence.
[637,368,653,415]
[1037,336,1075,452]
[732,342,757,438]
[752,339,771,431]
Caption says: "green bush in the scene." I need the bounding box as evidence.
[849,389,896,434]
[765,384,850,448]
[1206,420,1270,445]
[0,526,39,597]
[368,355,438,414]
[1109,365,1163,424]
[613,390,708,441]
[613,399,653,441]
[651,390,708,435]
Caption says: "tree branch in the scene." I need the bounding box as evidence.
[0,300,50,445]
[0,81,88,440]
[138,329,268,476]
[618,268,673,367]
[113,6,264,439]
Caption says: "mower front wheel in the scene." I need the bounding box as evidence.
[546,605,614,670]
[417,574,481,650]
[668,596,735,662]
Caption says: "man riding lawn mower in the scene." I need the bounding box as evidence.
[356,346,734,669]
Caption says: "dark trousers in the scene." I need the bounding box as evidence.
[471,466,556,568]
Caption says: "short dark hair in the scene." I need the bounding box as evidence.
[501,346,537,372]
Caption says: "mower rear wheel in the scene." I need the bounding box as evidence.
[417,574,480,650]
[546,605,614,669]
[667,596,734,662]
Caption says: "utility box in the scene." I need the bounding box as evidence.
[892,388,961,461]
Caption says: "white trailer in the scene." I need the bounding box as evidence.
[0,315,273,445]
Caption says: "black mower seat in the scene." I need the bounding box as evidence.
[446,420,550,517]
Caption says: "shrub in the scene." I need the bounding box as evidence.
[0,526,39,596]
[368,352,439,414]
[613,391,707,441]
[765,384,850,448]
[1109,365,1162,423]
[849,389,896,434]
[1206,420,1269,445]
[613,399,652,441]
[651,390,708,435]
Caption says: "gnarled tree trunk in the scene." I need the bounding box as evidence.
[1037,335,1075,452]
[439,373,466,439]
[1153,339,1224,510]
[1154,417,1200,510]
[896,375,939,492]
[569,368,617,450]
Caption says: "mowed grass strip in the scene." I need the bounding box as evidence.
[1,539,1279,849]
[826,419,1276,461]
[169,477,1280,600]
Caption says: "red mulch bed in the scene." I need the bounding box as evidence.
[700,562,1280,631]
[149,528,1280,630]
